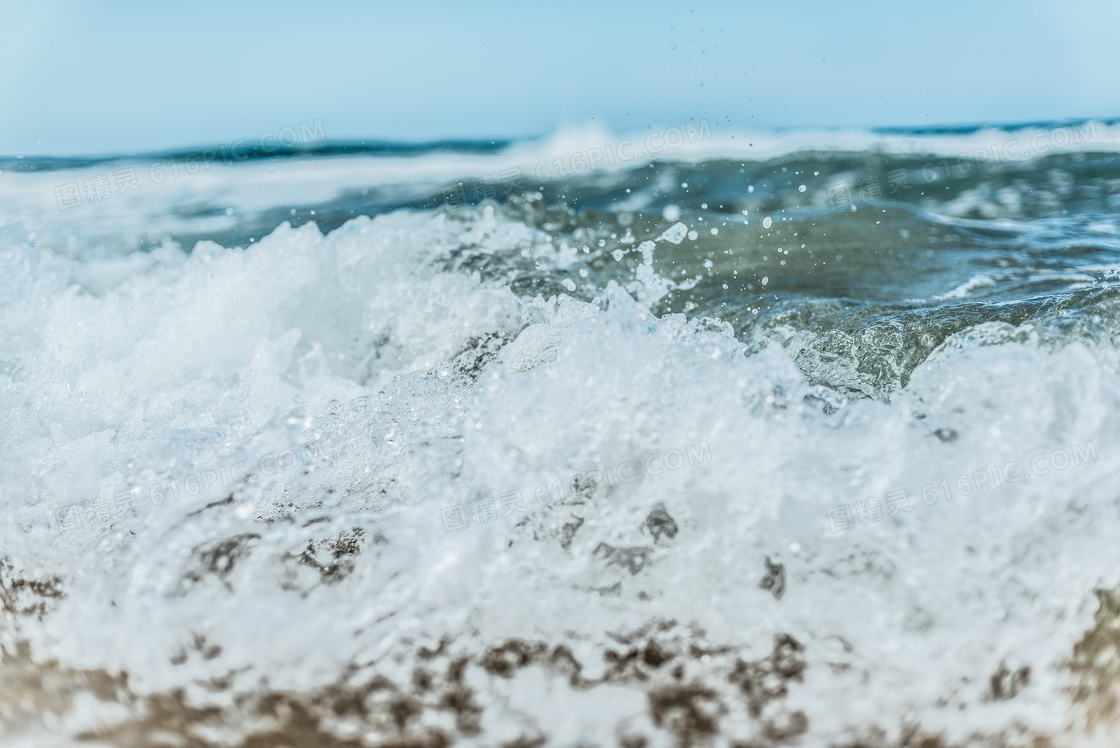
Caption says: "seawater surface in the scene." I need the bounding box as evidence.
[2,121,1120,747]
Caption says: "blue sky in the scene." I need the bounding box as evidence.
[2,0,1118,156]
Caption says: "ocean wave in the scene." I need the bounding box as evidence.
[2,128,1120,746]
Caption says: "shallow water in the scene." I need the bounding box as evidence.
[2,121,1120,746]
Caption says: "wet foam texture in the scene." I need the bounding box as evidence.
[2,131,1120,746]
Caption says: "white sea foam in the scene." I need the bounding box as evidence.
[1,188,1118,745]
[4,116,1120,742]
[2,119,1116,256]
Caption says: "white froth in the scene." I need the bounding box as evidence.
[0,189,1117,745]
